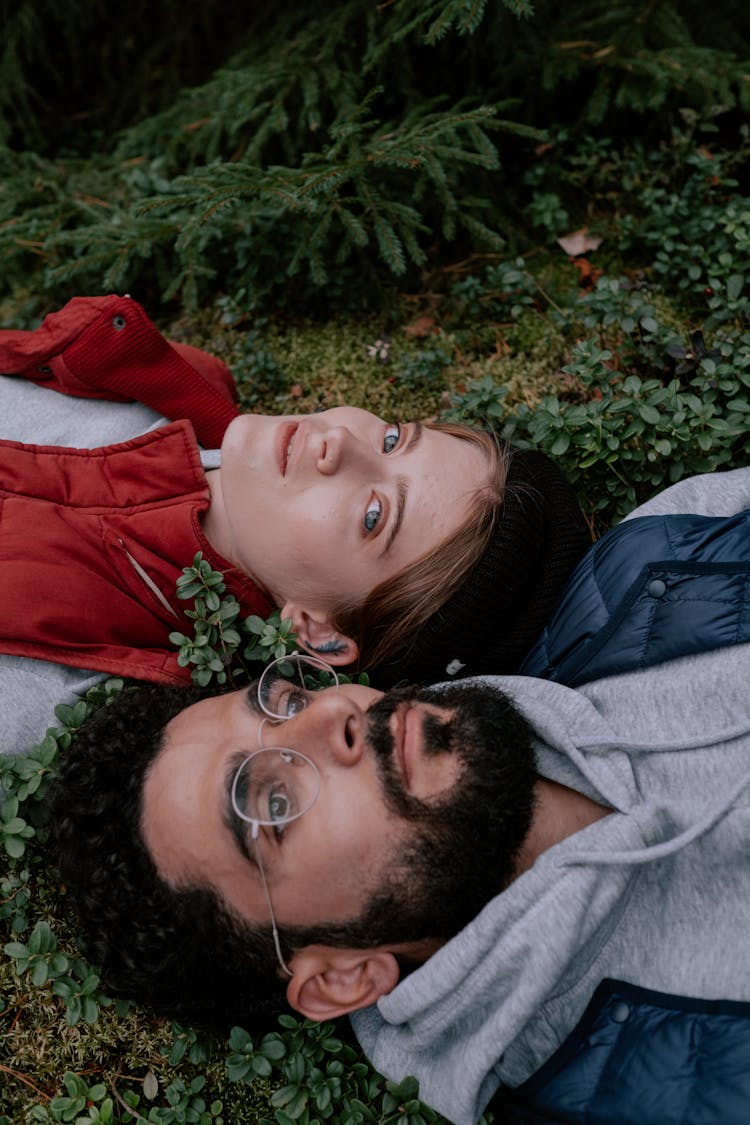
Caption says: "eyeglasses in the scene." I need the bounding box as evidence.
[231,654,339,975]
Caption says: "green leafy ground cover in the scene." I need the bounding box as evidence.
[2,124,750,1122]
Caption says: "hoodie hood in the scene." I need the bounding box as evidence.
[351,650,750,1124]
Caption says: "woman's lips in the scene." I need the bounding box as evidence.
[277,422,299,476]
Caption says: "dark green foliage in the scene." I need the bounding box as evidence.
[396,346,452,390]
[0,0,264,152]
[446,129,750,529]
[618,145,750,329]
[217,310,288,410]
[0,98,514,313]
[2,0,749,315]
[451,258,539,320]
[498,328,750,526]
[224,1020,456,1125]
[169,553,298,686]
[525,0,750,125]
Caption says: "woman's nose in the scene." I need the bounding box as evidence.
[316,427,366,476]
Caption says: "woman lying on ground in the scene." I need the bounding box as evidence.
[0,295,590,753]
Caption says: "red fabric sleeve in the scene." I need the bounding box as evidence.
[0,295,240,449]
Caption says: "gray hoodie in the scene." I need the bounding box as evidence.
[352,640,750,1124]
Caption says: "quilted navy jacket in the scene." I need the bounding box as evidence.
[512,506,750,1122]
[499,980,750,1124]
[520,508,750,686]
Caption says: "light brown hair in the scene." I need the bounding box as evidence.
[332,422,508,672]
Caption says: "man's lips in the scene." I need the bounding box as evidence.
[276,422,299,477]
[391,704,419,790]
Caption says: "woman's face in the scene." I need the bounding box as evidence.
[202,408,490,628]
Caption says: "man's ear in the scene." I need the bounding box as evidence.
[280,603,359,667]
[286,945,400,1021]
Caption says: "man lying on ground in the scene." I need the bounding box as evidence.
[51,627,750,1124]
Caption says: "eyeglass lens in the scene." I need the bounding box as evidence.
[232,653,339,979]
[232,747,321,828]
[257,654,339,720]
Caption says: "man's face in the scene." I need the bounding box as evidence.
[141,678,535,946]
[201,408,489,613]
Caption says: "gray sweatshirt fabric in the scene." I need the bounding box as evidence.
[0,375,219,755]
[620,464,750,520]
[351,640,750,1124]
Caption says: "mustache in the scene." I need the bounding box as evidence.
[365,685,455,764]
[365,682,472,761]
[364,679,449,751]
[363,685,463,820]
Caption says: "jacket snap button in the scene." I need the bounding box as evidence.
[647,579,666,598]
[611,1001,630,1023]
[112,315,126,330]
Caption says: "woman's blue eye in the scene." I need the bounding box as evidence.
[383,423,400,453]
[364,496,382,532]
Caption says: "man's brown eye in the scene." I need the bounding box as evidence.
[278,688,307,718]
[268,786,291,822]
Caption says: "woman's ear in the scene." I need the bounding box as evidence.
[286,945,400,1021]
[281,603,359,667]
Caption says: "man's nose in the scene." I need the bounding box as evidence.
[287,690,367,768]
[316,426,368,476]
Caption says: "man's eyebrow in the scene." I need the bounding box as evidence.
[222,750,259,871]
[243,682,263,718]
[381,421,423,556]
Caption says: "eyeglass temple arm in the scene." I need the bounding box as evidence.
[252,821,294,978]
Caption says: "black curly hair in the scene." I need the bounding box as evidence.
[48,682,291,1030]
[49,677,537,1030]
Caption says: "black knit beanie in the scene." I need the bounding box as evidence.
[370,445,592,688]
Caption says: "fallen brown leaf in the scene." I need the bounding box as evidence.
[403,316,437,339]
[573,257,604,289]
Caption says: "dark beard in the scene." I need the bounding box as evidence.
[284,682,537,953]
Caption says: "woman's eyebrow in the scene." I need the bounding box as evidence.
[381,422,423,556]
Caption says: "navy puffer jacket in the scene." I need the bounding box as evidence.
[499,980,750,1125]
[520,509,750,686]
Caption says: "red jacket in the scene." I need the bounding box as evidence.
[0,296,273,683]
[0,293,239,449]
